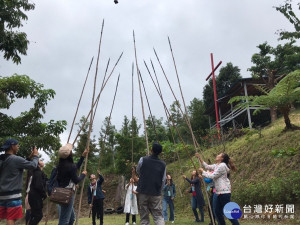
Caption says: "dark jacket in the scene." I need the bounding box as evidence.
[0,154,38,199]
[186,177,205,207]
[162,183,176,199]
[87,174,105,204]
[137,154,166,196]
[29,167,47,200]
[57,156,85,188]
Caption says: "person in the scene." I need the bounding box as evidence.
[56,143,88,225]
[25,169,33,225]
[182,170,205,223]
[124,178,138,225]
[28,160,47,225]
[0,139,39,225]
[136,142,166,225]
[88,170,105,225]
[197,152,240,225]
[162,174,176,223]
[203,173,217,225]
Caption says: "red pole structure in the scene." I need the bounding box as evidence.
[207,53,221,139]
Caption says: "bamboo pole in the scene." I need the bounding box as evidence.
[72,52,123,146]
[143,60,196,169]
[75,19,104,225]
[131,62,134,164]
[133,30,149,155]
[167,37,215,225]
[138,69,158,141]
[97,73,121,170]
[67,57,94,143]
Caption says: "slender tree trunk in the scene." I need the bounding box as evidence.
[280,107,292,130]
[270,107,277,122]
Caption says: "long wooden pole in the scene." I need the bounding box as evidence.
[144,60,196,169]
[168,37,198,149]
[131,63,134,163]
[138,69,158,141]
[67,57,94,143]
[167,37,215,225]
[133,30,149,155]
[72,52,123,145]
[75,19,104,225]
[97,73,121,169]
[93,58,110,121]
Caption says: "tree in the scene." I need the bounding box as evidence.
[0,75,67,157]
[275,0,300,40]
[229,70,300,130]
[99,117,117,171]
[248,41,300,121]
[188,98,210,143]
[0,0,35,64]
[74,116,98,174]
[203,62,242,110]
[145,116,168,143]
[114,116,146,177]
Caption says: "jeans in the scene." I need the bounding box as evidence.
[162,197,174,221]
[213,193,221,225]
[214,193,240,225]
[191,196,204,222]
[58,194,75,225]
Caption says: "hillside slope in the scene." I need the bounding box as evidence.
[168,110,300,219]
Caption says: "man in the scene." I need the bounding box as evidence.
[0,139,39,225]
[136,142,166,225]
[88,170,105,225]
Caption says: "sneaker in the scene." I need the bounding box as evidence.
[133,223,136,225]
[125,223,129,225]
[171,221,174,223]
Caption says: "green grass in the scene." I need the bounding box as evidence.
[43,213,299,225]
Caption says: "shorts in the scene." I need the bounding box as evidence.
[0,199,23,220]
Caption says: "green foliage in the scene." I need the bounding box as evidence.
[275,0,300,40]
[0,0,35,64]
[233,171,300,204]
[188,98,209,144]
[145,115,168,143]
[271,146,299,158]
[0,75,67,157]
[203,62,242,110]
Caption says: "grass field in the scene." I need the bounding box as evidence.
[41,213,299,225]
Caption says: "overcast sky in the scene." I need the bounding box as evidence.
[0,0,296,158]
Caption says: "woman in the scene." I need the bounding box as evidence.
[88,170,105,225]
[183,170,205,223]
[162,174,176,223]
[28,160,47,225]
[197,152,240,225]
[124,178,138,225]
[57,143,88,225]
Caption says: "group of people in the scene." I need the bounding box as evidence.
[0,138,240,225]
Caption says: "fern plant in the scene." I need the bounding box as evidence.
[229,70,300,130]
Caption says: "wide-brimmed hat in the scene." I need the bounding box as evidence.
[58,143,73,159]
[0,139,19,151]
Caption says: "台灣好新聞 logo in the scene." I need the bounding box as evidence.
[223,202,242,219]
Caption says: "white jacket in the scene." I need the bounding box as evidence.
[124,184,138,215]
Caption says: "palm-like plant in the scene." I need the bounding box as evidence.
[229,70,300,130]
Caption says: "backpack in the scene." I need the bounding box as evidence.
[47,167,58,196]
